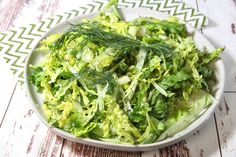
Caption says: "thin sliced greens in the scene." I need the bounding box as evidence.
[29,0,223,144]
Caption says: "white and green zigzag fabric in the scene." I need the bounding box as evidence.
[0,0,208,85]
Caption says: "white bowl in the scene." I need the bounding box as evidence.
[24,8,225,151]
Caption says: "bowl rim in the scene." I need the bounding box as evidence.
[24,8,225,151]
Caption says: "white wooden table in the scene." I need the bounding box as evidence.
[0,0,236,156]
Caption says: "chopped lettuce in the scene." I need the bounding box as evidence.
[157,89,215,141]
[28,0,223,144]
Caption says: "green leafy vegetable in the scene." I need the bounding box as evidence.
[28,0,223,144]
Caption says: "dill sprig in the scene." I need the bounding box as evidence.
[52,22,173,58]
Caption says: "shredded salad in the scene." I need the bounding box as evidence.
[29,0,223,144]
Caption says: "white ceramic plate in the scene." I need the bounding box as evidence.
[24,8,225,151]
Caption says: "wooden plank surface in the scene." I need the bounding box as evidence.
[0,0,29,31]
[216,94,236,156]
[0,0,236,156]
[0,85,48,157]
[196,0,236,156]
[0,58,17,126]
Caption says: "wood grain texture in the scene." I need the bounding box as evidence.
[0,0,29,31]
[61,141,141,157]
[0,86,48,157]
[0,84,17,127]
[37,130,64,157]
[215,94,236,156]
[196,0,236,156]
[159,141,189,157]
[37,0,60,20]
[186,116,221,157]
[2,0,236,156]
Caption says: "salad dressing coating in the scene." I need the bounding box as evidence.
[29,0,223,144]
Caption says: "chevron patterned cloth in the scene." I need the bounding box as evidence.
[0,0,208,85]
